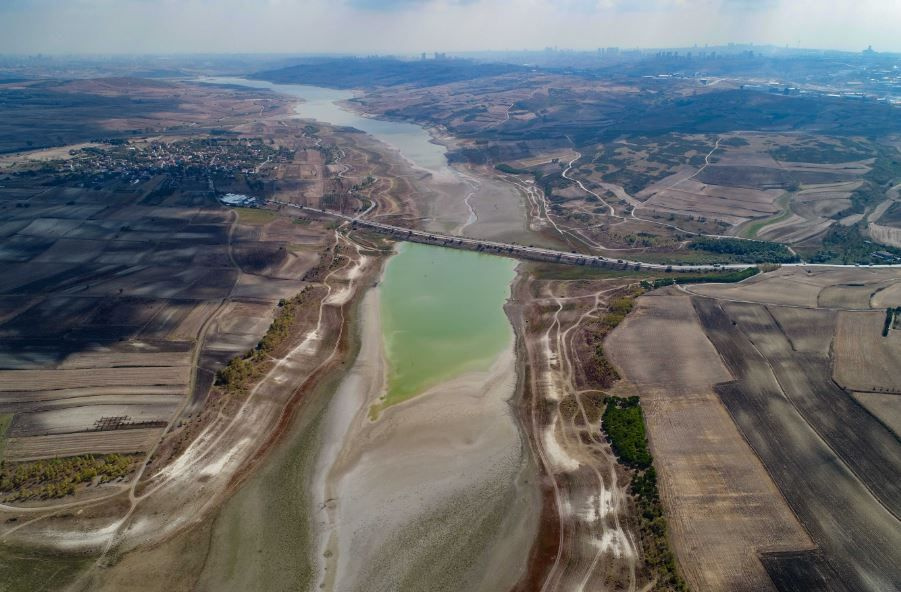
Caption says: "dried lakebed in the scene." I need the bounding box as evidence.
[312,242,539,591]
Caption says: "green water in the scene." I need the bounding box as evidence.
[376,242,515,412]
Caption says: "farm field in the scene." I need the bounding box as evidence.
[0,178,328,467]
[606,290,812,592]
[0,83,350,502]
[609,266,901,591]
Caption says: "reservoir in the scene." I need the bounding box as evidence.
[377,241,515,411]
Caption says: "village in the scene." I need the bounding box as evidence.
[14,136,294,187]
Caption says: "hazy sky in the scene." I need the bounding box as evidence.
[1,0,898,55]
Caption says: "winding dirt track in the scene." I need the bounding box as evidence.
[512,274,650,592]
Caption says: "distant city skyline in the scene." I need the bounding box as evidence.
[0,0,898,55]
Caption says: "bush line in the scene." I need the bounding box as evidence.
[883,307,900,337]
[215,287,313,395]
[601,396,688,591]
[0,454,135,502]
[641,267,759,290]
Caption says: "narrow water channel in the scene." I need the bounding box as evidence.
[201,76,450,175]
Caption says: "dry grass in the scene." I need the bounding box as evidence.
[851,392,901,436]
[235,207,278,226]
[834,311,901,392]
[0,367,190,392]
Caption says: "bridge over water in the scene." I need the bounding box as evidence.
[268,201,901,272]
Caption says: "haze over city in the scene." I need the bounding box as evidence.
[1,0,899,54]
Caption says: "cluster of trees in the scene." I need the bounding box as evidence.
[839,146,901,218]
[642,267,759,290]
[601,396,652,468]
[494,163,530,175]
[811,223,901,264]
[601,396,687,591]
[631,463,687,591]
[689,237,798,263]
[585,294,640,388]
[884,308,900,337]
[603,296,635,328]
[587,345,620,389]
[216,288,312,395]
[0,454,134,502]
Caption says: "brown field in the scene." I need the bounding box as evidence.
[0,367,190,392]
[606,290,812,592]
[756,214,833,243]
[57,351,191,370]
[639,179,782,226]
[692,296,900,592]
[765,306,837,354]
[871,281,901,307]
[867,222,901,248]
[608,264,901,591]
[7,402,176,438]
[817,280,897,308]
[686,266,901,308]
[833,311,901,392]
[717,301,900,509]
[851,392,901,436]
[4,428,164,461]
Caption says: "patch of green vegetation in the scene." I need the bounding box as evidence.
[0,414,11,462]
[836,146,901,218]
[739,193,792,239]
[641,267,760,290]
[688,237,798,263]
[494,162,531,175]
[583,292,644,388]
[810,224,901,265]
[0,454,135,502]
[602,396,651,467]
[235,207,277,226]
[0,545,92,592]
[884,308,901,337]
[592,134,715,195]
[588,345,621,389]
[216,287,314,395]
[601,396,688,591]
[769,138,872,164]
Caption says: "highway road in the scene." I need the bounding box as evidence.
[268,200,901,272]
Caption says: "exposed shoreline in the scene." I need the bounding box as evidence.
[310,249,541,592]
